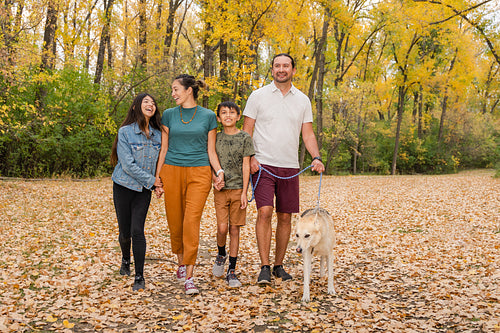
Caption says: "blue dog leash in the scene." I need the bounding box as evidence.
[249,164,323,207]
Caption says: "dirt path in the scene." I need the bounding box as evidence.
[0,170,498,332]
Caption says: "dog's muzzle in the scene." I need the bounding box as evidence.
[296,247,303,254]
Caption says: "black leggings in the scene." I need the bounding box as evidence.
[113,182,151,276]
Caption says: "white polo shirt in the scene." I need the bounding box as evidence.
[243,81,313,169]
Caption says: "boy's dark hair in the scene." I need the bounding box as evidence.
[216,101,240,117]
[271,53,295,69]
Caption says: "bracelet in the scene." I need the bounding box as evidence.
[312,156,323,163]
[216,169,224,176]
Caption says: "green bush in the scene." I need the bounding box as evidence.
[0,67,115,178]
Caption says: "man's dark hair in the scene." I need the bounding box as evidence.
[271,53,295,69]
[216,101,240,117]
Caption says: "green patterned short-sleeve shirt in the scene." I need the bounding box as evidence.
[215,130,255,189]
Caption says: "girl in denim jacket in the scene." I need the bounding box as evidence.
[110,93,163,291]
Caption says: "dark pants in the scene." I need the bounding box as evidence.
[113,182,151,276]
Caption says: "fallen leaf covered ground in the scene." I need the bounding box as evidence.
[0,170,499,332]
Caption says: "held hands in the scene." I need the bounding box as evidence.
[213,172,225,191]
[154,177,164,198]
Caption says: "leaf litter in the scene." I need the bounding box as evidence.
[0,170,499,332]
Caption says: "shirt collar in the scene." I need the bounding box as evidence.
[133,122,155,136]
[271,81,297,96]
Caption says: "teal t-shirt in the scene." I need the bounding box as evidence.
[161,105,217,167]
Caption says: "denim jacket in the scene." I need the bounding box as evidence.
[112,122,161,192]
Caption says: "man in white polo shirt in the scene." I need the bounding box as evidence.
[243,53,325,285]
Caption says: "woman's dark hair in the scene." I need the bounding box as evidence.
[174,74,207,99]
[271,53,295,69]
[216,101,240,117]
[110,93,162,166]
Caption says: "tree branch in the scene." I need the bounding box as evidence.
[414,0,500,65]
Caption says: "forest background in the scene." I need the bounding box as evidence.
[0,0,499,178]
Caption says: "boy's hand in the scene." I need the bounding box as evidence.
[249,156,260,174]
[240,192,247,209]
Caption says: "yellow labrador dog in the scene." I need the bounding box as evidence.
[295,208,336,302]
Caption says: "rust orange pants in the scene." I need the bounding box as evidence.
[160,164,212,265]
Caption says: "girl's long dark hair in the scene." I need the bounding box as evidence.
[110,93,162,166]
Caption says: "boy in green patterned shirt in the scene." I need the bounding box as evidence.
[212,101,255,288]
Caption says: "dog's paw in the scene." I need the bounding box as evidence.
[328,288,336,295]
[301,294,310,302]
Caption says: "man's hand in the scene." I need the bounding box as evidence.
[311,159,325,173]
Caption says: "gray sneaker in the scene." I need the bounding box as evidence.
[226,269,242,288]
[212,254,227,277]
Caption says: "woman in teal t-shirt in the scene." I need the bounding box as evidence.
[155,74,225,295]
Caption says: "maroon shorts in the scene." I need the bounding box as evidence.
[251,164,300,213]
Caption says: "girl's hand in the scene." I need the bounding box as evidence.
[154,177,163,188]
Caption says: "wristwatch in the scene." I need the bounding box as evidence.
[216,169,225,176]
[312,156,323,163]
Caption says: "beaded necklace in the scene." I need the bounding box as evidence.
[180,106,197,124]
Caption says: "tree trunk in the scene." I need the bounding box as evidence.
[41,1,58,71]
[391,85,406,175]
[164,0,183,60]
[172,0,190,73]
[94,0,114,85]
[122,0,128,68]
[314,7,330,152]
[138,0,147,68]
[437,94,448,143]
[1,0,13,62]
[438,48,457,143]
[301,7,330,169]
[417,85,423,139]
[219,38,229,101]
[85,18,91,70]
[412,90,418,123]
[202,18,212,108]
[35,1,58,111]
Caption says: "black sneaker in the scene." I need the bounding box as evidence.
[133,275,145,291]
[257,266,271,285]
[273,265,292,281]
[120,259,131,276]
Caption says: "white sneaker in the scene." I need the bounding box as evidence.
[226,269,242,288]
[212,255,227,277]
[184,277,199,295]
